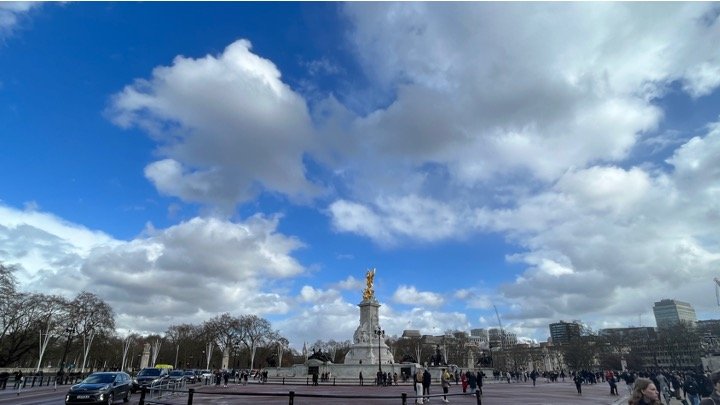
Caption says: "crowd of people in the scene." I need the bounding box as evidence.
[560,367,720,405]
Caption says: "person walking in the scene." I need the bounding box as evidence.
[477,371,484,395]
[628,377,661,405]
[574,373,583,395]
[441,368,451,403]
[700,371,720,405]
[423,368,432,403]
[460,371,468,393]
[359,371,363,386]
[685,373,701,405]
[415,369,424,404]
[608,373,619,396]
[467,371,477,392]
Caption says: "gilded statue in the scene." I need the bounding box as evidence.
[362,268,375,300]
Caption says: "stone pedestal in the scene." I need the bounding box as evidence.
[344,299,395,365]
[140,343,150,369]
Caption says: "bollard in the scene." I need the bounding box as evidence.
[401,392,407,405]
[187,388,194,405]
[475,389,482,405]
[288,390,295,405]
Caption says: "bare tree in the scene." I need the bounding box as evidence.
[33,294,68,372]
[238,315,272,370]
[68,291,115,372]
[203,313,242,369]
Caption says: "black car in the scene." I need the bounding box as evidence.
[132,367,169,393]
[168,369,185,383]
[183,370,197,384]
[65,371,132,404]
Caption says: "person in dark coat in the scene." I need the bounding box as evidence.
[573,373,583,395]
[422,369,432,402]
[700,371,720,405]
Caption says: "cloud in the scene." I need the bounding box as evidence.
[321,2,716,192]
[392,285,445,307]
[108,39,322,211]
[0,203,307,334]
[329,195,471,245]
[0,2,38,38]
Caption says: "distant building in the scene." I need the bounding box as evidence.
[401,329,421,338]
[549,321,581,345]
[469,328,489,349]
[488,328,517,349]
[653,299,697,328]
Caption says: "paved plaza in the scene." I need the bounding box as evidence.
[169,380,632,404]
[1,378,705,404]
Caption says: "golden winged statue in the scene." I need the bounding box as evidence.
[362,268,376,300]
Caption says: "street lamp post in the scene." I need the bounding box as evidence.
[374,326,385,373]
[58,326,75,383]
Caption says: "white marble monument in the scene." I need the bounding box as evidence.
[343,268,395,366]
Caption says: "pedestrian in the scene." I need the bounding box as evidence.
[476,371,484,395]
[530,370,537,387]
[608,373,618,396]
[0,371,8,390]
[394,372,398,386]
[14,370,23,389]
[423,368,432,403]
[700,371,720,405]
[415,368,424,404]
[359,371,363,386]
[629,377,661,405]
[574,373,583,395]
[223,370,229,387]
[685,373,701,405]
[441,368,451,403]
[460,371,468,393]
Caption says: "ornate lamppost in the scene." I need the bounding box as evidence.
[375,326,385,373]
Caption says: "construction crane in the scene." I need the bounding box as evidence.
[493,305,503,330]
[714,278,720,306]
[494,305,506,349]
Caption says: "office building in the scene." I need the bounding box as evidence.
[653,299,697,328]
[549,320,581,344]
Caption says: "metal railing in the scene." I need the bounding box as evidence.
[138,386,483,404]
[0,373,87,390]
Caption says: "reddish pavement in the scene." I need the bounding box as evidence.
[157,380,630,404]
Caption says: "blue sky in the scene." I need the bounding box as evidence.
[2,2,720,348]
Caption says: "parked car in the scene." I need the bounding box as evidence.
[65,371,132,404]
[132,367,169,393]
[168,370,185,383]
[183,370,197,384]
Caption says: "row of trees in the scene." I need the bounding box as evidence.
[0,264,114,370]
[0,263,295,372]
